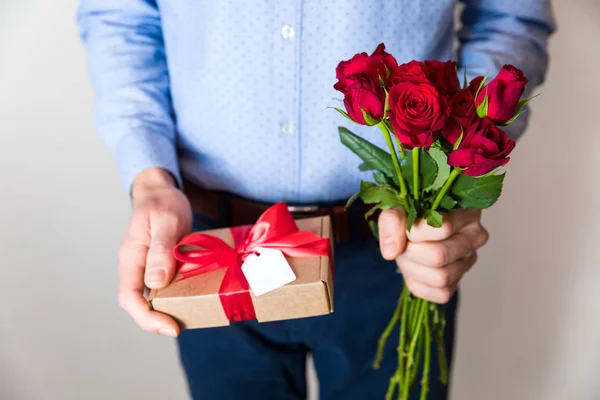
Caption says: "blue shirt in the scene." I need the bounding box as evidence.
[77,0,555,204]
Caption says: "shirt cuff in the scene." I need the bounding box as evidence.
[113,129,182,195]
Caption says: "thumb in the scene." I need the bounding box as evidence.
[144,216,182,289]
[378,207,408,260]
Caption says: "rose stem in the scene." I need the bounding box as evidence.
[420,314,432,400]
[431,169,461,211]
[434,311,449,384]
[402,298,428,399]
[409,298,422,337]
[394,135,406,160]
[412,148,420,202]
[396,285,410,398]
[385,373,399,400]
[409,326,424,389]
[385,120,406,160]
[385,287,410,400]
[378,121,408,206]
[374,293,403,370]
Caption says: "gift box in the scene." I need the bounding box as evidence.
[148,204,334,329]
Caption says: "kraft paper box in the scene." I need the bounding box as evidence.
[148,216,334,329]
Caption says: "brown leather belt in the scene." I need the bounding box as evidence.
[182,179,372,242]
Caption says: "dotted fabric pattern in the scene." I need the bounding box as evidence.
[78,0,555,203]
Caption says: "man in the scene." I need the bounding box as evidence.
[77,1,554,398]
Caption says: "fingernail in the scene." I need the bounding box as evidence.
[146,268,166,284]
[382,238,398,258]
[158,328,177,337]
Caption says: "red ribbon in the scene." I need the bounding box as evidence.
[173,202,332,323]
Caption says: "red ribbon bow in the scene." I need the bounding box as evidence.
[173,203,332,322]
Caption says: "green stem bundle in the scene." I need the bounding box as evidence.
[420,317,432,400]
[370,124,455,400]
[377,284,448,400]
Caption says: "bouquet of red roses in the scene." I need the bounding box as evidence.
[333,44,534,400]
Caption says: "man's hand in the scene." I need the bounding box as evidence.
[378,208,489,304]
[118,168,192,337]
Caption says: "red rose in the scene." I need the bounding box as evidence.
[391,60,459,96]
[451,89,477,127]
[441,77,481,145]
[388,79,450,149]
[334,43,398,93]
[477,65,528,124]
[423,60,459,96]
[468,76,484,94]
[390,60,430,85]
[448,118,516,176]
[342,73,386,124]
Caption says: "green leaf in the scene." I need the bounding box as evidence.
[368,220,379,241]
[479,167,503,179]
[360,108,380,126]
[332,107,356,123]
[359,184,403,207]
[364,202,396,220]
[347,180,376,208]
[364,204,380,220]
[361,180,376,191]
[436,135,454,154]
[346,191,361,209]
[499,94,539,127]
[518,93,539,108]
[451,173,505,209]
[339,127,396,181]
[430,137,443,150]
[383,88,390,118]
[358,162,375,172]
[379,87,390,119]
[474,73,488,101]
[400,148,438,195]
[361,186,405,220]
[500,109,527,126]
[400,150,415,195]
[427,147,450,192]
[463,69,468,89]
[439,195,458,211]
[424,210,443,228]
[476,92,489,118]
[406,202,418,231]
[373,171,390,185]
[420,149,438,191]
[453,128,464,151]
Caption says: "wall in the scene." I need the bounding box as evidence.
[0,1,598,399]
[452,1,600,398]
[0,1,188,399]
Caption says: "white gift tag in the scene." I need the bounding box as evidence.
[241,247,297,296]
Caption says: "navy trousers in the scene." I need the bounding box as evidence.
[177,213,458,399]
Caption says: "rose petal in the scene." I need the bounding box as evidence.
[448,149,477,168]
[463,155,506,176]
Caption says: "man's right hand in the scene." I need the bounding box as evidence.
[118,168,192,337]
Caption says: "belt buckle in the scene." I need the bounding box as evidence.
[287,204,321,214]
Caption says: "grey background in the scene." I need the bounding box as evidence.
[1,1,599,399]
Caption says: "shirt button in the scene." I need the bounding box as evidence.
[281,123,295,135]
[281,25,295,39]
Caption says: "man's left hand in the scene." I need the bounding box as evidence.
[378,208,489,304]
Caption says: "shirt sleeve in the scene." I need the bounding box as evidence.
[77,0,182,193]
[457,0,556,140]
